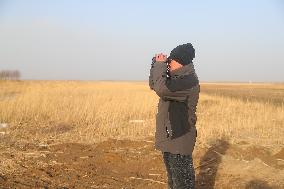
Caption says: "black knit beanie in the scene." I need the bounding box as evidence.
[168,43,195,66]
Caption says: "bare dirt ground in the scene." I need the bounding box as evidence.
[1,136,284,189]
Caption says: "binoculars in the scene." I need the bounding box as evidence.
[151,57,171,78]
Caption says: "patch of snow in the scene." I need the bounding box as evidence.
[129,120,145,123]
[0,123,8,129]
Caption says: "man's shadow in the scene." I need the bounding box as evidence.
[195,138,230,189]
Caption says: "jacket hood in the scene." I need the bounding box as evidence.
[170,63,196,76]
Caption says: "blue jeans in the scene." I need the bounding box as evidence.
[162,152,195,189]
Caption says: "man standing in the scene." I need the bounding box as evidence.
[149,43,200,189]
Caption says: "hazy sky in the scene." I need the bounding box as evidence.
[0,0,283,82]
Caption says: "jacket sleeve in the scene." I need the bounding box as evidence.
[149,61,199,100]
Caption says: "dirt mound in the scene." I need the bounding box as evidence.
[226,145,284,169]
[0,138,167,189]
[0,138,283,188]
[193,140,284,188]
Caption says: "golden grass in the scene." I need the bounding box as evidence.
[0,81,283,147]
[201,83,284,106]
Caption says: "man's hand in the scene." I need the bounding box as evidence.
[155,53,167,62]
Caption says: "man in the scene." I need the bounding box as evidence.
[149,43,200,189]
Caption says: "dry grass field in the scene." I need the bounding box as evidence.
[0,81,283,188]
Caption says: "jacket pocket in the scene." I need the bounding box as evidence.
[168,100,190,139]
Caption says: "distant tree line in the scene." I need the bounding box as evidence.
[0,70,21,80]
